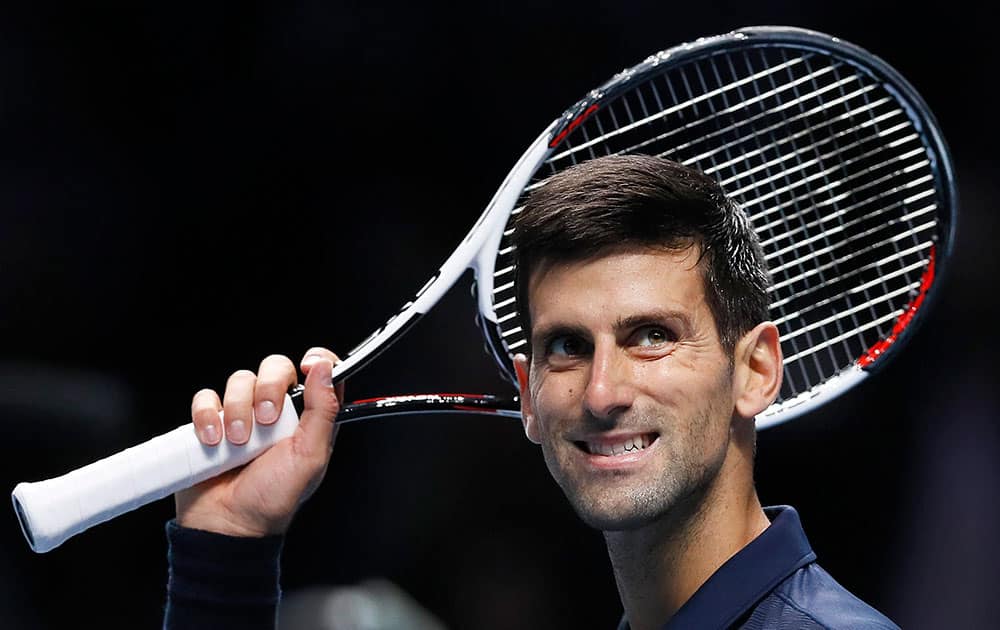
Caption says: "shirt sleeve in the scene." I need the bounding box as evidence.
[163,519,284,630]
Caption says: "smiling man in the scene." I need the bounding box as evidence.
[508,154,899,629]
[162,155,899,629]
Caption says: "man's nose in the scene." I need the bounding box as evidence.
[582,342,635,420]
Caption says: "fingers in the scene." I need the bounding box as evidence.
[222,370,257,445]
[191,348,341,447]
[301,346,345,409]
[300,346,339,375]
[216,355,299,445]
[192,388,223,446]
[298,348,344,451]
[254,354,298,425]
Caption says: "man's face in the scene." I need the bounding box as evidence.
[517,248,737,531]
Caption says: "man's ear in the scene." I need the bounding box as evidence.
[513,353,541,444]
[733,322,783,420]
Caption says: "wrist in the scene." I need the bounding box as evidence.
[176,508,287,538]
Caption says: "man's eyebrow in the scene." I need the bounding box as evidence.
[530,322,589,346]
[613,309,691,332]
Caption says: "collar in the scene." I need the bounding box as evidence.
[618,505,817,630]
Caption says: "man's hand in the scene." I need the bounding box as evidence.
[174,347,344,537]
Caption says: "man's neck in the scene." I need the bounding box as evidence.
[603,453,770,630]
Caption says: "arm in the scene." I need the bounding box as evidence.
[163,348,343,629]
[163,520,284,629]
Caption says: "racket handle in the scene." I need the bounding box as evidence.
[11,393,301,553]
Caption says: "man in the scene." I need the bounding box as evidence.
[164,155,899,629]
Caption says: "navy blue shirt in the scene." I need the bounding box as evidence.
[617,506,899,629]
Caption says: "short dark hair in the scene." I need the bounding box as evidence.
[512,154,770,355]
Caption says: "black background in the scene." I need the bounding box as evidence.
[1,2,997,628]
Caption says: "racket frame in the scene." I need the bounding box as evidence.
[12,26,958,554]
[479,25,957,428]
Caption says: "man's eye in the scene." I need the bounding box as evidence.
[633,326,674,347]
[547,335,588,357]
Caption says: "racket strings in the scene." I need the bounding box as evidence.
[490,42,941,412]
[820,55,906,360]
[693,55,837,395]
[847,62,935,328]
[732,49,833,393]
[755,173,932,245]
[548,56,824,163]
[556,64,851,169]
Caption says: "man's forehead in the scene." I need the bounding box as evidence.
[526,246,708,322]
[528,244,703,291]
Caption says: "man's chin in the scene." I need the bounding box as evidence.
[568,496,665,532]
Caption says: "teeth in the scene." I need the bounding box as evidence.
[587,434,653,456]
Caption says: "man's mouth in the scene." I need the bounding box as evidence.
[574,433,659,457]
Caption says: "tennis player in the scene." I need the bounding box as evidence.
[163,155,899,629]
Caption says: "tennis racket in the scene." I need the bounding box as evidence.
[12,25,956,553]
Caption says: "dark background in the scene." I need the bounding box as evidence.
[1,2,997,628]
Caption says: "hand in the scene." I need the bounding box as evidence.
[174,347,345,537]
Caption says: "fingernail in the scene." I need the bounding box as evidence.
[228,419,248,444]
[302,354,323,367]
[256,400,277,424]
[201,424,220,445]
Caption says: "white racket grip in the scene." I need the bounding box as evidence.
[12,393,300,553]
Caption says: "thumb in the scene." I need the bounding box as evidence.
[298,358,342,452]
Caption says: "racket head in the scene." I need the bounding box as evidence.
[476,25,957,429]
